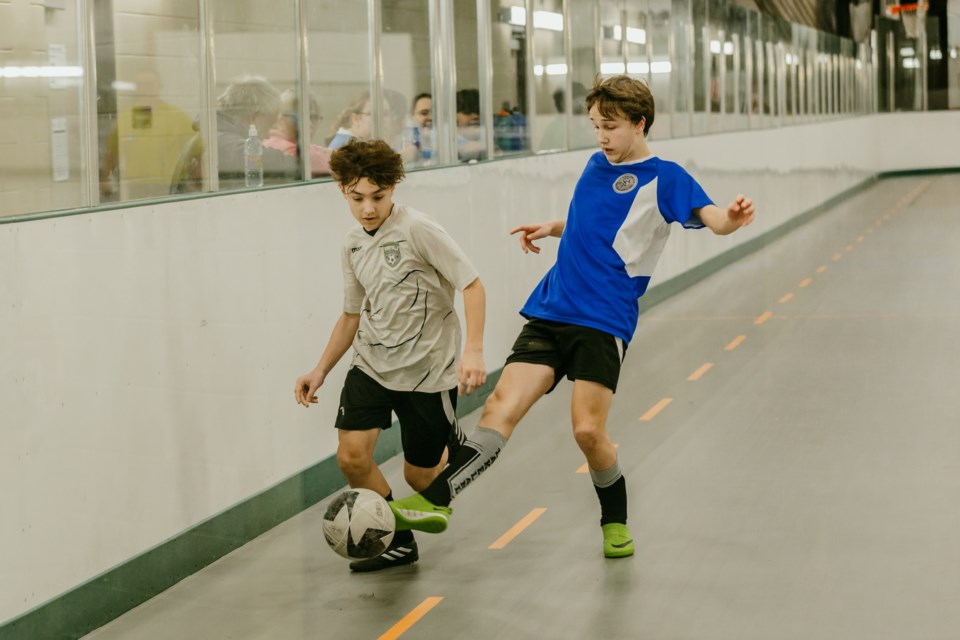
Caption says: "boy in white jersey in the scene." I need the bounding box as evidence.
[389,75,755,558]
[294,139,486,571]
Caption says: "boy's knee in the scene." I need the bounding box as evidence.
[337,446,372,477]
[572,423,603,452]
[481,386,517,424]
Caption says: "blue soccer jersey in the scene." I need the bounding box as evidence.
[520,152,713,344]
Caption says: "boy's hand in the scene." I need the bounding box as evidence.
[457,349,486,396]
[294,370,325,407]
[510,222,553,254]
[727,194,755,228]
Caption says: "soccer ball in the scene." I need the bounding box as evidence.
[322,488,395,560]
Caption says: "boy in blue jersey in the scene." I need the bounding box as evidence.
[389,75,755,558]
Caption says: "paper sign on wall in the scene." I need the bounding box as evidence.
[51,118,69,182]
[48,44,67,89]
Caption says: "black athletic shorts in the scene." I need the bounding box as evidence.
[505,318,627,393]
[335,367,461,468]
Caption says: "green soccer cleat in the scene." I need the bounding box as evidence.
[602,523,635,558]
[389,494,452,533]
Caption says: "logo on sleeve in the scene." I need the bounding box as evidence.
[613,173,638,194]
[382,241,401,267]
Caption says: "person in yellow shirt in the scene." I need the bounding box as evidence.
[99,69,195,201]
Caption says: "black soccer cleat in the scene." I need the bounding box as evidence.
[349,537,419,572]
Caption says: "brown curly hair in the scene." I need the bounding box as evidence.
[585,75,655,136]
[329,139,405,190]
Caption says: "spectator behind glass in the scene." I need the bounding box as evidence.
[170,75,299,193]
[100,69,195,201]
[326,92,372,149]
[412,93,432,129]
[403,92,433,165]
[539,81,593,151]
[456,88,485,162]
[366,88,419,166]
[383,89,417,164]
[264,90,331,176]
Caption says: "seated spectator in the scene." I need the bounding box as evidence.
[264,90,331,176]
[456,88,485,162]
[403,92,433,165]
[411,92,433,129]
[100,69,195,201]
[170,75,299,193]
[539,81,593,151]
[326,92,372,149]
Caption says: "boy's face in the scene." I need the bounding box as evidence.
[341,177,396,232]
[413,96,433,128]
[589,104,647,164]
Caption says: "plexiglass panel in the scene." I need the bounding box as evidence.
[670,0,695,138]
[98,1,202,203]
[454,0,486,162]
[648,0,673,139]
[306,1,369,178]
[382,0,433,169]
[531,0,568,153]
[599,0,624,77]
[490,0,531,158]
[168,0,302,194]
[567,0,599,149]
[0,0,884,219]
[1,3,85,216]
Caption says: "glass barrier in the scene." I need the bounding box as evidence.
[0,0,893,221]
[381,0,433,169]
[531,0,569,154]
[0,2,86,216]
[490,0,529,160]
[306,0,370,178]
[567,0,599,148]
[454,0,486,163]
[98,1,202,203]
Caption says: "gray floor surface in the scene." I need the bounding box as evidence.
[86,175,960,640]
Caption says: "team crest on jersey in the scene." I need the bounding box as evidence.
[613,173,638,194]
[382,242,401,267]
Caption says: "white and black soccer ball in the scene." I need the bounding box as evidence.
[322,488,395,560]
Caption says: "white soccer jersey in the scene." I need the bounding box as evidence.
[342,204,479,392]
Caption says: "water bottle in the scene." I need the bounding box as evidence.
[244,124,263,187]
[420,127,432,162]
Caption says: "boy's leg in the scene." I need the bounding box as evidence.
[335,368,421,572]
[350,383,457,574]
[336,428,390,497]
[352,456,445,572]
[348,482,419,572]
[390,362,554,532]
[404,458,444,492]
[571,379,633,558]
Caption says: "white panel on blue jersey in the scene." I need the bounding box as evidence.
[612,177,673,279]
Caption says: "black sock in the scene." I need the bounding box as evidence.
[589,460,627,526]
[421,427,506,506]
[593,476,627,525]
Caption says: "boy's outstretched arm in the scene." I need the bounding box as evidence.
[510,219,566,254]
[695,194,756,235]
[294,312,360,407]
[458,278,486,396]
